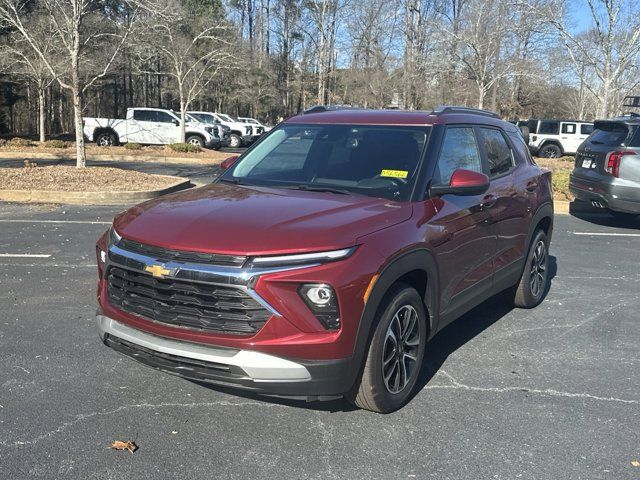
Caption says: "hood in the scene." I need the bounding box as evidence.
[113,183,412,256]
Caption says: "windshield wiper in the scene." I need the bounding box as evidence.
[286,185,351,195]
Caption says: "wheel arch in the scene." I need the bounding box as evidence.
[539,140,564,154]
[93,127,119,144]
[346,248,440,388]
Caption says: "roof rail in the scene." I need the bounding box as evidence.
[302,104,360,114]
[431,105,501,119]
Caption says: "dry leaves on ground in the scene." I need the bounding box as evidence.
[109,440,138,454]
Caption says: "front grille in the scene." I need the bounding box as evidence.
[106,266,271,335]
[117,237,246,267]
[256,127,264,134]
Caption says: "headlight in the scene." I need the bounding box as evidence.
[108,226,122,246]
[299,284,340,330]
[205,126,215,135]
[245,126,251,134]
[248,247,355,268]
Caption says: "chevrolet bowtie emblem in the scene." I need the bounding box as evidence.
[144,264,172,278]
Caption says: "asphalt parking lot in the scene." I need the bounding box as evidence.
[0,203,639,480]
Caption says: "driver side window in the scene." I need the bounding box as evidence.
[436,127,483,184]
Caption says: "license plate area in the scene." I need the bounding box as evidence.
[580,155,596,169]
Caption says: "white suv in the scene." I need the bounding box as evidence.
[237,117,272,133]
[528,119,594,158]
[188,112,258,148]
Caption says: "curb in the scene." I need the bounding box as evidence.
[0,151,223,165]
[0,177,191,205]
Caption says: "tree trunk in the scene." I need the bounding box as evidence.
[72,87,86,168]
[38,86,46,143]
[179,88,186,143]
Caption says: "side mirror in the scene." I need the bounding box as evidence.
[430,168,490,196]
[220,155,239,171]
[172,119,180,126]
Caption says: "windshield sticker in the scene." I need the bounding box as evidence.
[380,169,408,179]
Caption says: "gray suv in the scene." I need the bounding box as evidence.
[570,114,640,219]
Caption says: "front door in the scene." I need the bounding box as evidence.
[426,126,497,319]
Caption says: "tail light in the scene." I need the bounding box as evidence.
[606,151,634,177]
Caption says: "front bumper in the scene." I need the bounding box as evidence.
[570,173,640,214]
[97,314,354,397]
[204,138,221,149]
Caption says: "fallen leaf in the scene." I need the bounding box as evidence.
[109,440,138,454]
[631,460,640,467]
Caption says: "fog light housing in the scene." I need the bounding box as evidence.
[298,284,340,330]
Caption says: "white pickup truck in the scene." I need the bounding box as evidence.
[83,107,221,149]
[188,111,260,148]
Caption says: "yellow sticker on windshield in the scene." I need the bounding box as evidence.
[380,169,408,179]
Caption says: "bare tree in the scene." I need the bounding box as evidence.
[138,0,235,142]
[0,0,145,166]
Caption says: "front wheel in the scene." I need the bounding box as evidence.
[508,230,549,308]
[348,284,427,413]
[186,135,204,148]
[228,134,241,148]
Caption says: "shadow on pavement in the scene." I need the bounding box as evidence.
[193,257,558,414]
[570,211,639,230]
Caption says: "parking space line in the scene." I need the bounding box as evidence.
[0,219,111,225]
[0,254,52,258]
[573,232,640,237]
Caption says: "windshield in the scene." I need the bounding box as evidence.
[184,113,200,123]
[218,114,235,122]
[221,124,430,201]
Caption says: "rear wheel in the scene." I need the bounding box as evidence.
[508,230,549,308]
[539,143,562,158]
[96,131,117,147]
[229,134,241,148]
[348,284,427,413]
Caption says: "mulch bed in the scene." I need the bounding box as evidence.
[1,165,180,192]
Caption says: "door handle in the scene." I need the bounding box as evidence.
[480,194,496,209]
[526,181,539,192]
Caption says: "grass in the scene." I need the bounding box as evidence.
[534,156,575,201]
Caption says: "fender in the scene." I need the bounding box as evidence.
[344,248,440,388]
[527,202,554,248]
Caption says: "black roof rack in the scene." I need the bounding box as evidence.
[431,105,501,119]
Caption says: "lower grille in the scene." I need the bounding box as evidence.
[104,334,254,386]
[106,266,271,335]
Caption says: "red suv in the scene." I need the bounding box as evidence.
[96,106,553,413]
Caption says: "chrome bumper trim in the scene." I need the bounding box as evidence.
[97,315,312,382]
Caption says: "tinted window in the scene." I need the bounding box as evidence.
[133,110,155,122]
[561,123,576,134]
[538,121,559,135]
[480,128,514,176]
[587,123,630,146]
[436,127,482,183]
[156,111,176,123]
[225,124,429,201]
[580,124,594,135]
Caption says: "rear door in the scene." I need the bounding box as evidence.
[560,122,580,153]
[476,126,530,272]
[427,126,497,316]
[129,109,156,144]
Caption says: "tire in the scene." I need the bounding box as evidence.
[186,135,204,148]
[539,143,562,158]
[229,134,241,148]
[348,283,427,413]
[96,131,117,147]
[509,230,549,309]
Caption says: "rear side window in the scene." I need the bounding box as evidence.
[561,123,576,134]
[538,121,559,135]
[479,128,515,176]
[587,123,630,146]
[436,127,483,183]
[580,124,594,135]
[133,110,155,122]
